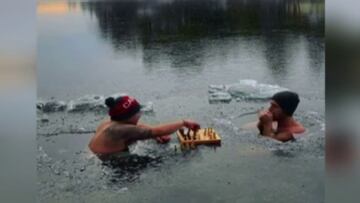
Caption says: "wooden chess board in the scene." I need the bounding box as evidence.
[176,128,221,148]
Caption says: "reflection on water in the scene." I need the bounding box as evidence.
[38,0,324,100]
[79,0,323,69]
[80,0,323,43]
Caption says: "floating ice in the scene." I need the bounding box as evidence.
[208,84,227,93]
[213,118,233,126]
[208,85,232,103]
[140,101,154,113]
[227,79,288,100]
[37,93,155,114]
[118,187,128,193]
[208,91,232,103]
[208,79,288,102]
[37,99,67,112]
[67,95,106,112]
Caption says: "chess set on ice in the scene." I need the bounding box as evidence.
[176,127,221,149]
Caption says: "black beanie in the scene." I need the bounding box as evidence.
[271,91,299,116]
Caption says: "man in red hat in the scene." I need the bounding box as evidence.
[89,95,200,158]
[257,91,305,142]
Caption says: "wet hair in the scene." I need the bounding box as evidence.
[271,91,300,116]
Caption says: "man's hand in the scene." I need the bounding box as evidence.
[155,135,171,144]
[257,110,274,137]
[183,119,201,131]
[259,110,273,123]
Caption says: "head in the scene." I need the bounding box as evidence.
[105,95,142,124]
[269,91,300,120]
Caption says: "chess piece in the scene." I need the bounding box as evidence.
[187,129,192,140]
[179,128,184,135]
[179,128,186,140]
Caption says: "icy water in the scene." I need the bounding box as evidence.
[37,0,324,202]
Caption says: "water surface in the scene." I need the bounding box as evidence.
[37,0,324,202]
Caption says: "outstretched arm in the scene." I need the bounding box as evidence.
[137,122,172,143]
[137,122,152,129]
[149,120,200,137]
[108,120,200,143]
[138,120,200,136]
[150,120,184,137]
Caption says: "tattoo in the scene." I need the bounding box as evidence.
[105,124,125,141]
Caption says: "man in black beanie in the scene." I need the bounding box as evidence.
[257,91,305,142]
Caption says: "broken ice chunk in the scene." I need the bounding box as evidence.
[37,99,67,112]
[67,95,106,112]
[140,101,154,114]
[208,91,232,104]
[208,84,227,93]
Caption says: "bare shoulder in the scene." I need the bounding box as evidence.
[105,124,151,141]
[105,122,123,134]
[95,120,111,131]
[291,121,305,134]
[104,123,127,140]
[105,123,144,136]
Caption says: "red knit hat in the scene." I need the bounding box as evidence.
[106,96,141,120]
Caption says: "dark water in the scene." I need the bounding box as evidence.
[37,0,324,202]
